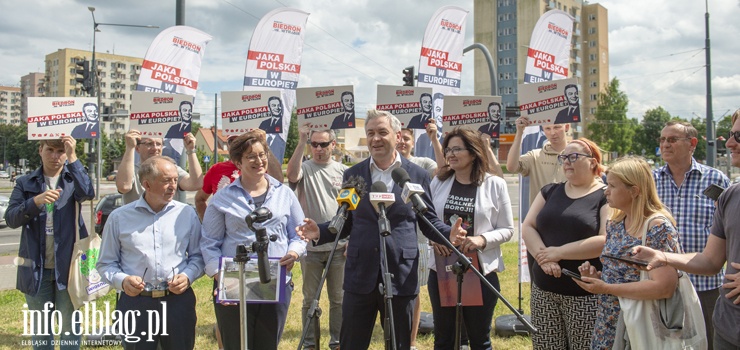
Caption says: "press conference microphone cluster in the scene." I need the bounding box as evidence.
[245,207,275,284]
[328,175,367,234]
[391,168,428,213]
[370,182,395,236]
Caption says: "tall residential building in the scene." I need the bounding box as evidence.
[0,86,22,125]
[44,48,144,139]
[474,0,609,153]
[20,72,46,121]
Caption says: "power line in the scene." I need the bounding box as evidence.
[611,48,704,67]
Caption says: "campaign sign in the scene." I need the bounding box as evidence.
[441,95,503,138]
[518,77,581,125]
[130,91,194,138]
[376,85,434,130]
[221,90,283,136]
[27,97,99,140]
[296,85,355,130]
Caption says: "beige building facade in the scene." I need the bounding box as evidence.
[0,86,22,125]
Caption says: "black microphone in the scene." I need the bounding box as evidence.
[246,207,274,284]
[391,168,428,213]
[370,182,394,236]
[328,175,367,234]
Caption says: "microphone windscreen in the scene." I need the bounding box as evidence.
[371,181,387,193]
[391,167,411,186]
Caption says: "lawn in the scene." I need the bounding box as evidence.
[0,241,533,349]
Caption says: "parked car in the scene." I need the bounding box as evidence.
[0,171,9,179]
[95,193,122,234]
[106,170,118,181]
[0,195,8,226]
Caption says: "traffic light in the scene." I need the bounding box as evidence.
[75,60,92,94]
[402,66,415,86]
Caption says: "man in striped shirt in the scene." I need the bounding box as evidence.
[653,120,729,349]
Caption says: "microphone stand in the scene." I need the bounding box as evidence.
[413,208,537,347]
[378,207,397,350]
[234,244,252,350]
[297,226,346,350]
[450,261,468,349]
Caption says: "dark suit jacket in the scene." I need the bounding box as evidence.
[555,105,580,124]
[407,113,431,129]
[331,112,355,130]
[165,122,191,138]
[259,117,282,134]
[70,122,99,139]
[316,156,450,296]
[478,122,500,138]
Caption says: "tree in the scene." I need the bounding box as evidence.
[690,117,707,162]
[586,78,634,157]
[633,107,672,160]
[284,109,299,163]
[191,121,201,137]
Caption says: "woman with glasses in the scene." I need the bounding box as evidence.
[200,129,306,350]
[427,127,514,349]
[522,138,609,350]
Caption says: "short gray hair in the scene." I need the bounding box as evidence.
[366,109,401,133]
[309,129,336,141]
[138,155,177,182]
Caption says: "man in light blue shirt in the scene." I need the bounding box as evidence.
[98,155,204,350]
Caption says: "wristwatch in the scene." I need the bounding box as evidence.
[186,149,197,155]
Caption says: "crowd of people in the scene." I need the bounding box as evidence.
[6,108,740,350]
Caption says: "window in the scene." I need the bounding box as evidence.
[590,107,596,114]
[97,60,107,67]
[100,93,106,98]
[590,94,598,101]
[590,68,597,74]
[588,27,596,34]
[70,79,75,85]
[69,89,76,96]
[589,54,596,61]
[590,81,597,87]
[589,40,597,48]
[588,14,596,21]
[69,68,75,74]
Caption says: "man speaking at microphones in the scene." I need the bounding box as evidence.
[297,110,465,350]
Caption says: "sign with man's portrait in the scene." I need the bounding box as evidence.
[518,77,581,125]
[27,97,99,140]
[130,91,195,138]
[376,85,434,130]
[296,85,355,130]
[221,90,283,136]
[441,95,503,139]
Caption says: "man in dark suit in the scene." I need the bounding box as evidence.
[406,93,433,129]
[165,100,193,139]
[478,101,502,138]
[554,84,580,124]
[331,91,355,129]
[70,102,99,139]
[297,110,464,349]
[258,96,283,133]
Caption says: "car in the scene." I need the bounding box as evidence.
[0,195,8,226]
[106,170,118,181]
[94,193,122,234]
[0,171,9,179]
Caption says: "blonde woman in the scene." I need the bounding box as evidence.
[522,138,609,350]
[575,156,681,349]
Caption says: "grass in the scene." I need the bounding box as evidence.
[0,241,533,349]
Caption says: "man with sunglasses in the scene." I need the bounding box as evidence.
[98,156,204,350]
[653,120,729,348]
[287,123,348,350]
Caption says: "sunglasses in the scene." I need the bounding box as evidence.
[141,267,175,291]
[656,136,691,144]
[728,131,740,143]
[309,141,332,149]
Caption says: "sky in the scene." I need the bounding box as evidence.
[1,0,738,127]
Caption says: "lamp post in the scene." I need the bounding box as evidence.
[87,7,158,200]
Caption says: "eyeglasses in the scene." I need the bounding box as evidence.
[141,267,174,291]
[557,153,592,163]
[728,131,740,143]
[246,153,268,163]
[657,136,691,144]
[444,147,468,156]
[309,141,332,149]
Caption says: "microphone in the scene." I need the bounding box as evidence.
[328,175,367,234]
[370,182,393,235]
[391,168,428,213]
[245,207,274,284]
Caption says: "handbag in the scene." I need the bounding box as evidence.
[614,214,707,350]
[67,202,111,310]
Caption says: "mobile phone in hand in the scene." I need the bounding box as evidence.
[703,184,725,201]
[561,268,583,281]
[602,253,649,267]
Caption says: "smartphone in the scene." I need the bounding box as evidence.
[602,253,649,267]
[703,184,725,201]
[561,268,583,281]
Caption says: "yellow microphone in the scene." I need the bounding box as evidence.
[328,176,367,234]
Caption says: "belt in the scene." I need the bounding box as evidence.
[140,289,170,298]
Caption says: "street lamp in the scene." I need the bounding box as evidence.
[87,7,158,200]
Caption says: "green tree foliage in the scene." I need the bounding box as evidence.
[586,78,633,157]
[690,117,707,162]
[633,107,672,159]
[284,109,299,163]
[716,113,733,153]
